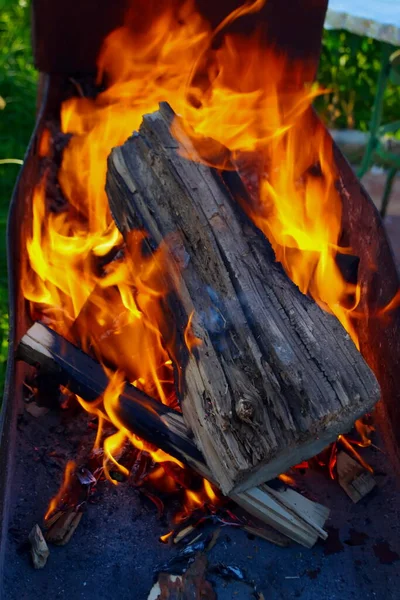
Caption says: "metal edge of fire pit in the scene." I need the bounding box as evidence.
[0,74,51,587]
[332,142,400,482]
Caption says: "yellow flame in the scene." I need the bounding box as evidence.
[22,0,369,514]
[45,460,76,520]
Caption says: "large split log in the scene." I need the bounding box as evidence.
[106,103,380,495]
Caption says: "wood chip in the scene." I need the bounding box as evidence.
[25,402,49,418]
[29,524,49,569]
[45,508,82,545]
[336,451,376,503]
[173,524,195,544]
[44,510,64,529]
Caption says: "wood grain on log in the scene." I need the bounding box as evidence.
[106,104,380,495]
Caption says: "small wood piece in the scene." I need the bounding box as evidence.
[106,102,380,495]
[45,508,82,545]
[336,451,376,503]
[25,402,49,418]
[232,485,329,549]
[18,322,329,548]
[29,524,49,569]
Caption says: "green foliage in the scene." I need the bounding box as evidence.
[316,30,400,132]
[0,0,37,396]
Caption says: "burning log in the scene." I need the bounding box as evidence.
[18,322,329,548]
[105,103,380,495]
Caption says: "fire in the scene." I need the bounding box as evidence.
[22,0,372,518]
[183,310,202,354]
[337,434,374,474]
[174,479,222,524]
[354,419,374,447]
[102,370,184,466]
[45,460,76,520]
[278,473,296,486]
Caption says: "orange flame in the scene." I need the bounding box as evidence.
[45,460,76,520]
[354,419,374,447]
[278,473,296,486]
[184,310,202,354]
[22,0,374,515]
[160,530,174,543]
[203,479,219,505]
[338,434,374,474]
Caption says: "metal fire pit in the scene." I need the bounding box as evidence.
[1,2,400,598]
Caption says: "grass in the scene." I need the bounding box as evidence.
[0,2,398,398]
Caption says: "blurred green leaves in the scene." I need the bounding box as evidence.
[0,0,37,396]
[316,30,400,132]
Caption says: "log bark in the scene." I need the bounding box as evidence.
[105,103,380,495]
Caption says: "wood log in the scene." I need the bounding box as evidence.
[105,103,380,495]
[18,322,328,548]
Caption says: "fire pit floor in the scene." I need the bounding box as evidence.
[3,406,400,599]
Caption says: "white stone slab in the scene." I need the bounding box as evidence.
[326,0,400,45]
